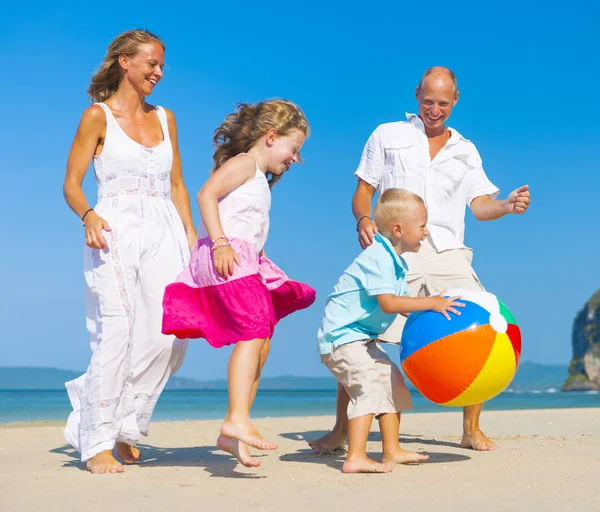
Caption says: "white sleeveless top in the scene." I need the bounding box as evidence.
[197,156,271,253]
[93,103,173,201]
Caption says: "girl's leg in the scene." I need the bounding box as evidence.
[217,338,271,467]
[220,337,278,450]
[380,413,429,464]
[342,414,392,474]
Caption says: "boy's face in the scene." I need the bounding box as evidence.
[396,203,430,253]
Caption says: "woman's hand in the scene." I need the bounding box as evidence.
[84,211,111,249]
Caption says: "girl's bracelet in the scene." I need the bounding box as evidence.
[211,242,231,252]
[211,235,228,247]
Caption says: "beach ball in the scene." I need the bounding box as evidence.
[400,288,521,407]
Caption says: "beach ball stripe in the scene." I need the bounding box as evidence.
[400,289,521,407]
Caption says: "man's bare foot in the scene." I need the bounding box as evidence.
[116,442,142,464]
[216,434,261,468]
[342,456,393,474]
[308,430,347,455]
[382,448,429,465]
[86,450,124,474]
[461,428,498,451]
[220,420,278,451]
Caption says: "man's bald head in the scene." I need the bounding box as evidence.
[417,67,458,96]
[415,67,459,135]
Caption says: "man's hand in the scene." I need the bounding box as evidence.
[358,218,378,249]
[505,185,531,214]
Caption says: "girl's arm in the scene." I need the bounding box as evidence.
[197,154,256,278]
[63,105,111,249]
[166,109,197,250]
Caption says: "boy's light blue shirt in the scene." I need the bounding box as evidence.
[317,233,410,355]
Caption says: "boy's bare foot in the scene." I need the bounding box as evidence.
[220,420,278,451]
[86,450,125,474]
[461,428,498,451]
[116,442,142,464]
[308,430,347,455]
[382,448,429,465]
[342,456,393,474]
[216,434,261,468]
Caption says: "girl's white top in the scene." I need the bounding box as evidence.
[198,156,271,253]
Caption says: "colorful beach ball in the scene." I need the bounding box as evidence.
[400,288,521,407]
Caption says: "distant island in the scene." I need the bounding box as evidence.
[563,289,600,391]
[0,362,568,392]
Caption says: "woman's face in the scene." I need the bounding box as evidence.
[121,42,165,97]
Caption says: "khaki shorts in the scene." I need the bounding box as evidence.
[379,237,485,344]
[321,340,412,420]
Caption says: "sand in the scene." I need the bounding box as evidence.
[0,408,599,511]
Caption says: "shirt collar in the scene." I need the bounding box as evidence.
[405,112,466,146]
[374,233,408,275]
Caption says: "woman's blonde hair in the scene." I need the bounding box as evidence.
[212,99,310,188]
[88,29,165,103]
[374,188,425,238]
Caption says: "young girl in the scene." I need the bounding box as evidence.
[162,99,316,468]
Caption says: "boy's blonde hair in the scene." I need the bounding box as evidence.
[373,188,425,238]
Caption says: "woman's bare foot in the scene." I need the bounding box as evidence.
[220,419,278,451]
[342,456,393,474]
[86,450,124,474]
[382,448,429,465]
[461,428,498,451]
[116,442,142,464]
[308,430,347,455]
[216,434,261,468]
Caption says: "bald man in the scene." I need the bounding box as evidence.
[310,67,530,454]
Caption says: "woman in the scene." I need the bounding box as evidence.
[62,29,196,474]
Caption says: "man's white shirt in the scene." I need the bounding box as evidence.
[355,113,499,252]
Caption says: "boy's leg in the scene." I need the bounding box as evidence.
[320,341,394,473]
[379,413,429,464]
[343,414,392,474]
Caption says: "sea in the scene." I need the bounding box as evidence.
[1,388,598,424]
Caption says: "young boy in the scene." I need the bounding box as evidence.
[317,189,464,473]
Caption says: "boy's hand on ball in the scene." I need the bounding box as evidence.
[431,294,465,320]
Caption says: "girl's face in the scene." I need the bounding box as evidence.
[266,129,305,175]
[120,42,165,97]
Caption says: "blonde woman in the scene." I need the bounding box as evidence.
[63,29,196,474]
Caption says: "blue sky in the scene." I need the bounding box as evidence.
[1,1,598,380]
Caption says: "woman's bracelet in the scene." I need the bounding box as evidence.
[356,215,371,232]
[81,208,94,226]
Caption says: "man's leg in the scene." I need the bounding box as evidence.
[308,382,350,454]
[420,244,497,451]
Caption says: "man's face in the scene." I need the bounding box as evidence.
[416,75,459,131]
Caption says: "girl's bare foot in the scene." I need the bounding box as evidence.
[220,420,278,451]
[86,450,124,474]
[308,430,347,455]
[342,456,393,474]
[461,428,498,451]
[382,448,429,465]
[116,442,142,464]
[216,434,261,468]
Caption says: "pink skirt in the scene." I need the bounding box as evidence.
[162,237,316,348]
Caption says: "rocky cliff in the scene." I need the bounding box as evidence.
[562,289,600,391]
